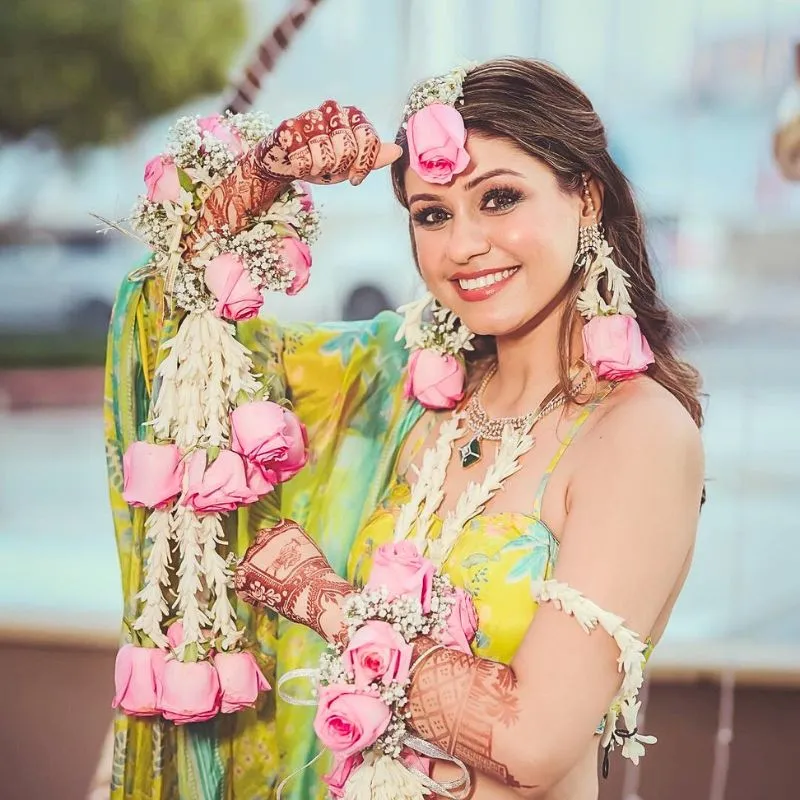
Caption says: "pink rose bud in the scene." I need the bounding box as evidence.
[197,115,245,156]
[296,181,315,212]
[205,253,264,322]
[582,314,655,381]
[112,645,166,717]
[159,659,221,725]
[313,685,391,758]
[365,541,436,613]
[342,620,413,688]
[406,103,470,184]
[182,450,269,514]
[122,442,184,509]
[438,588,479,654]
[230,401,308,484]
[214,651,271,714]
[404,349,466,410]
[323,753,363,799]
[143,155,182,204]
[278,237,312,296]
[166,620,184,650]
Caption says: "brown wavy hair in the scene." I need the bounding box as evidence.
[390,57,703,428]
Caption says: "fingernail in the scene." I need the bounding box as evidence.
[350,175,364,186]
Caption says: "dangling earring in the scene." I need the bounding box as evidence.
[395,292,474,409]
[575,174,654,381]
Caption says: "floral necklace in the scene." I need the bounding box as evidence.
[393,363,589,567]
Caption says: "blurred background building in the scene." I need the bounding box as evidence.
[1,1,799,799]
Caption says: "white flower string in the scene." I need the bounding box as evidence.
[530,579,656,767]
[401,63,477,125]
[576,240,636,320]
[132,508,173,648]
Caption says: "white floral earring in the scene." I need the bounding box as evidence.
[575,175,654,381]
[395,292,474,409]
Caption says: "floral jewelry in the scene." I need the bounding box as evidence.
[110,112,319,723]
[575,175,654,381]
[277,541,476,800]
[402,63,476,184]
[395,292,474,410]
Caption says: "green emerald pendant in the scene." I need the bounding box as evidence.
[459,436,482,468]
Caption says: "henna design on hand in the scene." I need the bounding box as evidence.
[185,101,380,257]
[407,637,533,789]
[234,519,352,646]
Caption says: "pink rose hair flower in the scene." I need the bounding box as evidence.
[159,659,221,725]
[406,103,470,184]
[182,449,271,514]
[112,645,166,717]
[214,651,271,714]
[278,237,312,296]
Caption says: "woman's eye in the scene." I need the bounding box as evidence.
[412,207,450,227]
[482,188,523,211]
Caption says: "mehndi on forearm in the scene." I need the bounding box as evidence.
[234,520,353,647]
[407,636,533,790]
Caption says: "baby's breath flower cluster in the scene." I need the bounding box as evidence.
[396,295,474,357]
[402,63,476,124]
[124,112,320,315]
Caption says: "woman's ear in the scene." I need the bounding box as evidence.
[580,173,605,224]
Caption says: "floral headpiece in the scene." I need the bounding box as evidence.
[402,63,476,184]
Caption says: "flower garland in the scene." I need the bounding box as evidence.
[112,111,317,723]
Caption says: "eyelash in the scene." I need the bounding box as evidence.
[411,185,524,228]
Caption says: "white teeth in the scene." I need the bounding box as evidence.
[458,268,516,291]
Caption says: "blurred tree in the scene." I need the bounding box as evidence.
[0,0,247,150]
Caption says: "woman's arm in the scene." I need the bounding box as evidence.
[403,390,704,794]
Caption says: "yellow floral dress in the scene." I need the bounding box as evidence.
[349,406,597,665]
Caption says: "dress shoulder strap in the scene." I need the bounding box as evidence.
[531,383,617,518]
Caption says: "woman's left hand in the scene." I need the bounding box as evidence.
[234,519,353,646]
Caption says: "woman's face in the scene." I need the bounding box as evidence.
[405,134,583,337]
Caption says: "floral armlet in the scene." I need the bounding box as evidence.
[109,113,319,727]
[530,579,657,772]
[277,541,479,799]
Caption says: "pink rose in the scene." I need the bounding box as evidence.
[323,753,362,798]
[313,685,391,757]
[401,748,433,778]
[582,314,655,381]
[365,541,436,613]
[144,155,182,204]
[182,449,270,513]
[296,180,315,212]
[406,103,470,184]
[342,621,413,688]
[198,115,244,156]
[205,253,264,321]
[159,659,221,724]
[278,237,312,296]
[438,588,478,654]
[122,442,184,509]
[230,401,308,484]
[112,645,166,716]
[404,349,466,410]
[214,651,271,713]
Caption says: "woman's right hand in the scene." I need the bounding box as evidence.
[187,102,401,256]
[254,100,402,187]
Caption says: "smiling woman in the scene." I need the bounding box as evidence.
[107,58,704,800]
